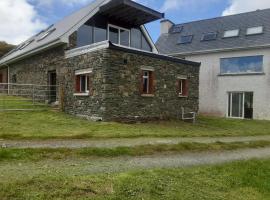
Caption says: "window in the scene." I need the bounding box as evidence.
[74,69,92,95]
[223,29,239,38]
[130,28,152,52]
[0,73,3,83]
[178,35,193,44]
[246,26,263,35]
[19,39,34,50]
[228,92,253,119]
[108,24,130,47]
[201,32,217,41]
[170,25,183,34]
[77,25,93,47]
[37,28,56,41]
[177,78,189,97]
[140,70,154,95]
[220,55,263,74]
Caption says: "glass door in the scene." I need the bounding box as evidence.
[228,92,253,119]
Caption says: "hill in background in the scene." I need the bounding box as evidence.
[0,41,15,58]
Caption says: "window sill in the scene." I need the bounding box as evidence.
[73,93,89,96]
[218,72,265,77]
[141,94,154,97]
[179,95,188,98]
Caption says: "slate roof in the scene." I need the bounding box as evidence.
[156,8,270,55]
[0,0,163,66]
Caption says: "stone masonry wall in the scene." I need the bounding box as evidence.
[103,49,199,121]
[5,44,199,122]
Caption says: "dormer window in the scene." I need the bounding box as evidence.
[246,26,263,35]
[108,24,130,47]
[223,29,240,38]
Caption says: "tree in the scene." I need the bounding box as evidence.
[0,41,15,58]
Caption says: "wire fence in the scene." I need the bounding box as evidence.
[0,83,59,111]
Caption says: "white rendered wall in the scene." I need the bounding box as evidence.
[184,48,270,120]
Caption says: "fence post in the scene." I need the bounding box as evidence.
[32,84,35,105]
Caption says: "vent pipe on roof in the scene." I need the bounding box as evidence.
[160,19,174,34]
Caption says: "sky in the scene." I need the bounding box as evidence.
[1,0,270,45]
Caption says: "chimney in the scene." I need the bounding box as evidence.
[160,19,174,34]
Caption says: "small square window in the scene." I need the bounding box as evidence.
[178,35,193,44]
[223,29,240,38]
[75,73,91,94]
[246,26,263,35]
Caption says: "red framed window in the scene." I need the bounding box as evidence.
[140,70,155,95]
[177,78,189,97]
[75,73,92,94]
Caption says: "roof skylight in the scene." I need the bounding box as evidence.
[171,25,183,33]
[178,35,193,44]
[246,26,263,35]
[37,27,56,42]
[19,39,35,50]
[223,29,240,38]
[201,32,217,41]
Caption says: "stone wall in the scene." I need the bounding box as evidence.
[103,49,199,121]
[5,44,199,122]
[64,47,199,121]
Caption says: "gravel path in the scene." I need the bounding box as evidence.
[1,135,270,149]
[1,147,270,177]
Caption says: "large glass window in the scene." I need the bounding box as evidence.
[94,27,107,43]
[77,25,93,47]
[131,28,142,49]
[131,28,152,51]
[108,25,130,47]
[109,26,119,44]
[220,56,263,74]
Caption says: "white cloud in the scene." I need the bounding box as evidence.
[32,0,93,7]
[0,0,47,45]
[223,0,270,16]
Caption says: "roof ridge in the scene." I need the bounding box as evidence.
[173,8,270,26]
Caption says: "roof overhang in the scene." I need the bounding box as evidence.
[99,0,164,26]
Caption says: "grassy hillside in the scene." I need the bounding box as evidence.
[0,41,15,58]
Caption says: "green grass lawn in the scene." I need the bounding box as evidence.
[1,159,269,200]
[1,110,270,139]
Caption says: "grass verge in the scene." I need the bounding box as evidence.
[1,159,270,199]
[1,140,270,162]
[1,110,270,140]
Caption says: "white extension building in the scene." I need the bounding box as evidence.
[157,9,270,120]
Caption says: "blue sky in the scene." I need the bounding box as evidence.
[1,0,270,44]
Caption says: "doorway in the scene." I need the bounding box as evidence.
[228,92,253,119]
[48,70,57,103]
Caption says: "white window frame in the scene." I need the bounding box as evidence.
[246,26,263,35]
[227,92,253,119]
[223,29,240,38]
[143,71,150,94]
[108,24,131,47]
[74,69,92,96]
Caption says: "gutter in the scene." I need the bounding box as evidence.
[168,44,270,57]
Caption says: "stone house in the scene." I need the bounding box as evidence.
[157,9,270,120]
[0,0,200,121]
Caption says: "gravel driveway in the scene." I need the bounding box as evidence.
[1,147,270,177]
[1,135,270,149]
